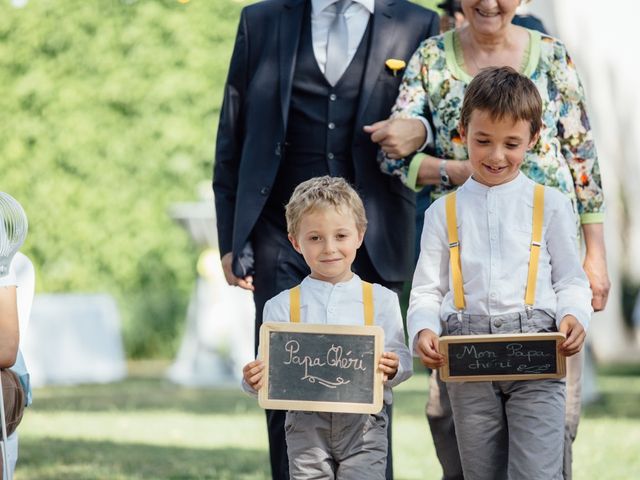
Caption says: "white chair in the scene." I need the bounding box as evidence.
[1,252,34,479]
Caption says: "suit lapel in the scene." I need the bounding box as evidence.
[279,0,306,130]
[355,0,399,127]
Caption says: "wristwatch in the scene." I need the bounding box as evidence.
[439,160,451,187]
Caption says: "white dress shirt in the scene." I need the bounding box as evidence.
[408,173,593,351]
[311,0,374,75]
[244,273,413,404]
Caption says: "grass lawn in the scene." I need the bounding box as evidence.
[14,361,640,479]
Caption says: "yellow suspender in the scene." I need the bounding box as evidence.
[445,193,465,311]
[525,184,545,308]
[289,285,301,323]
[362,281,374,326]
[289,281,374,325]
[445,184,545,311]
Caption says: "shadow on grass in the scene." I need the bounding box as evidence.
[30,379,261,416]
[17,437,270,480]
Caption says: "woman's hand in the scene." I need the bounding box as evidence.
[582,223,610,311]
[415,329,445,369]
[378,351,399,382]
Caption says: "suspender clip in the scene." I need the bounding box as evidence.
[525,304,533,319]
[448,241,459,248]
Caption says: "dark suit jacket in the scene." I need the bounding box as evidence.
[214,0,439,283]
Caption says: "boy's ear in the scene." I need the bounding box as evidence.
[288,233,302,254]
[357,229,365,248]
[459,122,467,142]
[528,131,540,149]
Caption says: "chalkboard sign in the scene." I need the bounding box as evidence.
[440,333,566,382]
[258,322,384,413]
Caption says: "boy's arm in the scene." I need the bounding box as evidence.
[407,200,450,352]
[546,192,593,330]
[240,291,289,397]
[377,287,412,388]
[242,360,264,396]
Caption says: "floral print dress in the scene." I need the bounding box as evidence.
[380,29,604,228]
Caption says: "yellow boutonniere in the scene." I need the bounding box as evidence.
[385,58,406,76]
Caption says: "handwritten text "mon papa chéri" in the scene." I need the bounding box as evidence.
[454,343,553,373]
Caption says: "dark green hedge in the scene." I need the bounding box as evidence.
[0,0,440,358]
[0,0,248,357]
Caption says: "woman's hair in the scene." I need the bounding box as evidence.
[285,176,367,237]
[460,66,543,138]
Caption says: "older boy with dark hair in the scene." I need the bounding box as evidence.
[409,67,592,479]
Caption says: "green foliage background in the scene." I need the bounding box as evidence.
[0,0,440,358]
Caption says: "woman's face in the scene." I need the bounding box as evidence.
[461,0,520,36]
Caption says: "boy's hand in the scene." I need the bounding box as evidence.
[242,360,265,391]
[558,315,586,357]
[416,329,445,369]
[378,352,399,383]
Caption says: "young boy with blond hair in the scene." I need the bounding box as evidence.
[243,176,412,480]
[408,67,593,480]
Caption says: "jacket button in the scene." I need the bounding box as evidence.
[260,186,269,196]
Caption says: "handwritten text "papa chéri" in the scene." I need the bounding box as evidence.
[282,340,367,388]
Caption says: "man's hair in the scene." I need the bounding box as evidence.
[460,66,543,138]
[285,176,367,237]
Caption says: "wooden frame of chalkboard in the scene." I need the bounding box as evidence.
[258,322,385,413]
[439,333,566,382]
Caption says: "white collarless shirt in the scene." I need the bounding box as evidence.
[311,0,374,75]
[408,173,592,350]
[244,273,413,404]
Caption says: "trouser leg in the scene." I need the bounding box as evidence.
[335,411,388,480]
[446,381,508,480]
[426,369,464,480]
[285,412,335,480]
[563,348,584,480]
[504,379,565,480]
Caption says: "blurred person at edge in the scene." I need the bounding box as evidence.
[364,1,610,479]
[0,261,28,475]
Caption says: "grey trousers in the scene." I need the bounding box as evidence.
[285,409,388,480]
[427,310,570,480]
[448,378,565,480]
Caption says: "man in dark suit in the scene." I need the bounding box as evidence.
[213,1,438,478]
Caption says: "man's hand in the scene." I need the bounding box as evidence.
[415,329,445,369]
[559,315,586,357]
[221,252,255,291]
[378,351,399,382]
[364,118,426,159]
[243,360,264,391]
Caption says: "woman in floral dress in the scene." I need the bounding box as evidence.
[365,1,610,479]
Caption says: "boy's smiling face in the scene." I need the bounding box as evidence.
[289,205,364,285]
[461,109,538,187]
